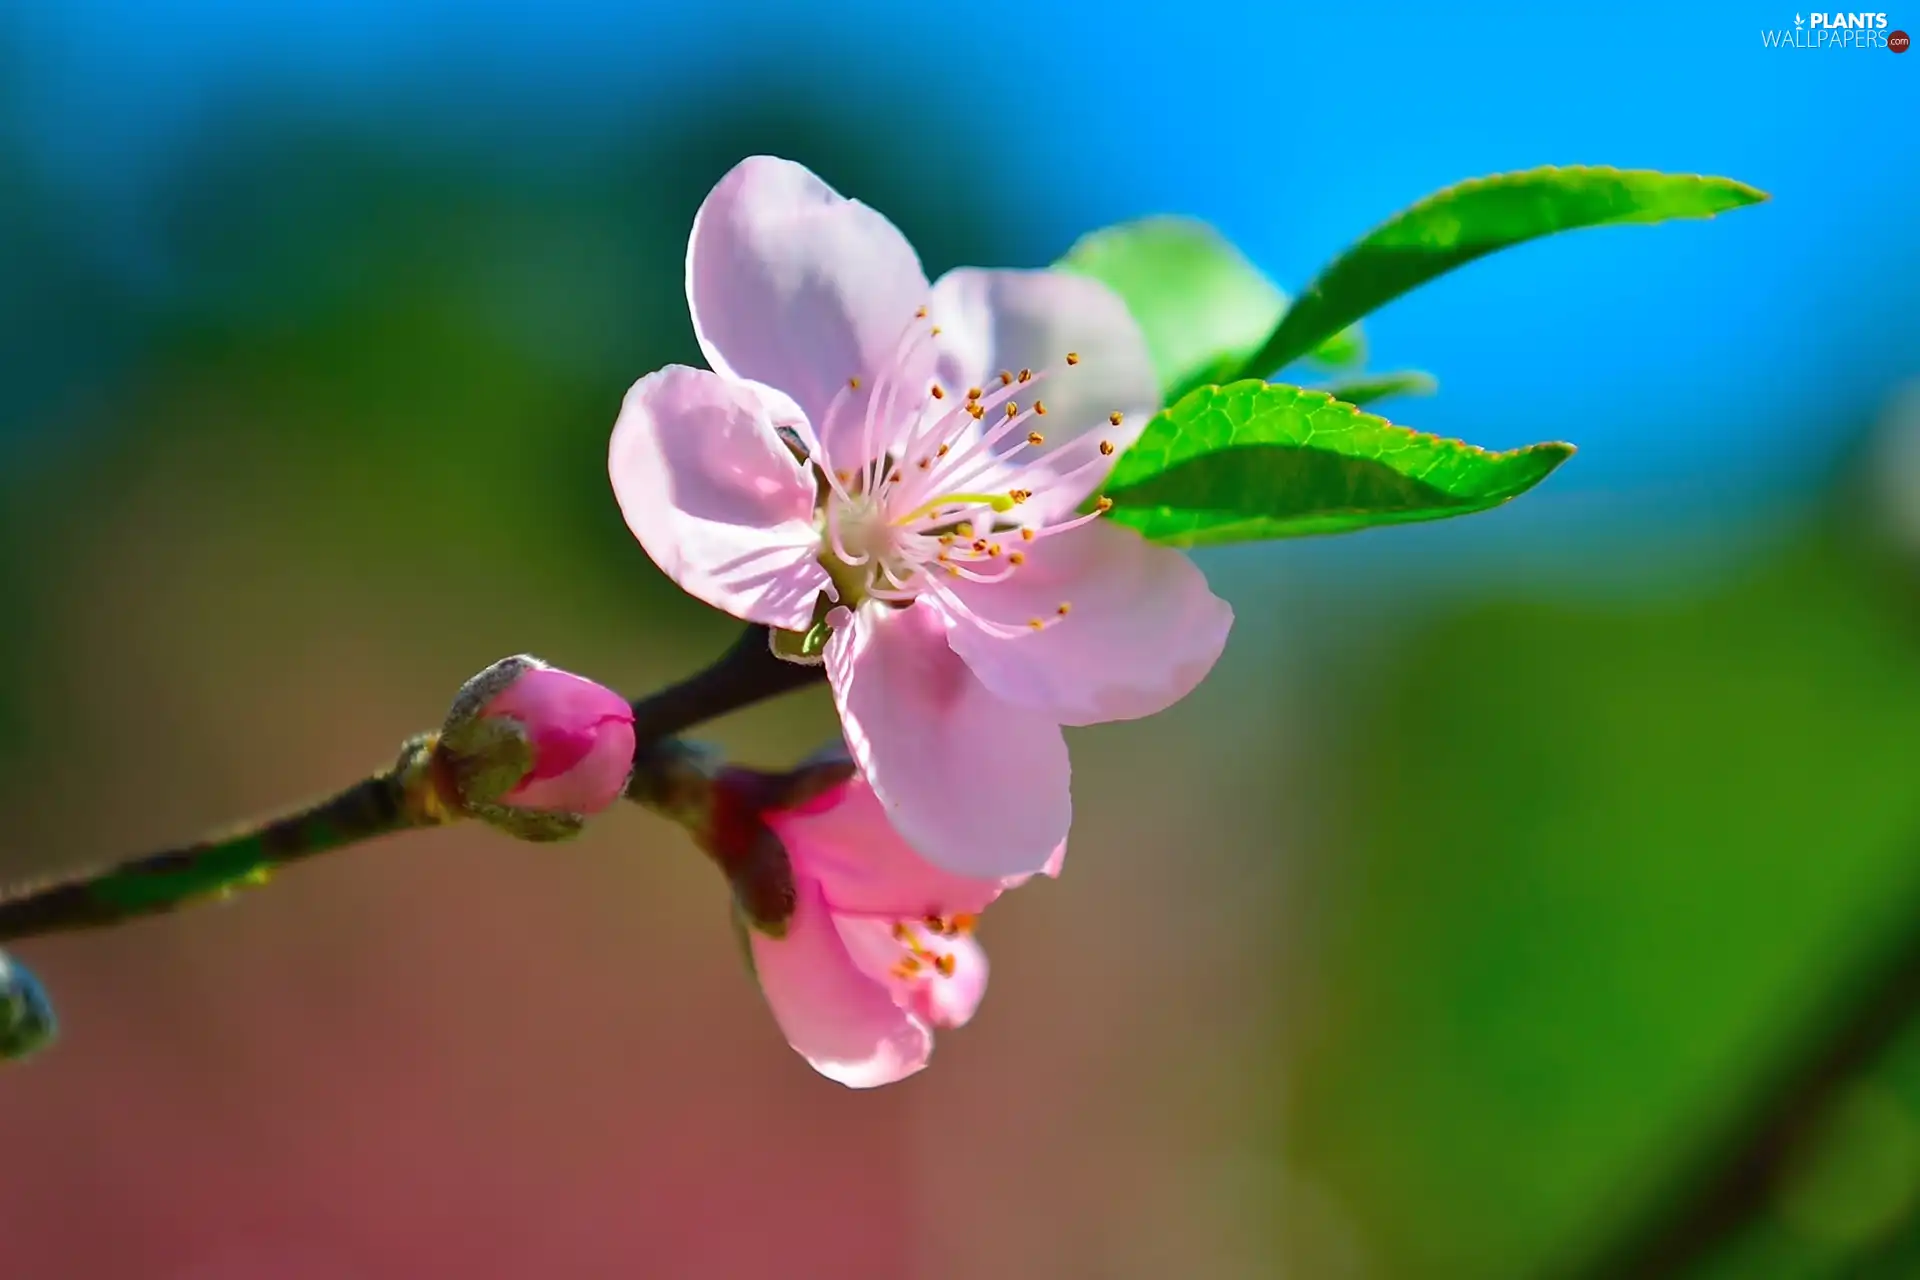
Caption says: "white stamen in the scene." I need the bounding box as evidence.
[813,343,1112,619]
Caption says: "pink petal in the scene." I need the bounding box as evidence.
[487,668,636,813]
[834,918,990,1030]
[766,778,1007,919]
[686,156,933,453]
[483,666,631,732]
[748,879,933,1089]
[1001,840,1068,889]
[825,602,1071,880]
[938,520,1232,727]
[929,268,1160,518]
[502,715,636,813]
[609,364,829,630]
[908,933,989,1029]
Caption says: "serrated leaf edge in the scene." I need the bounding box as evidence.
[1109,379,1577,494]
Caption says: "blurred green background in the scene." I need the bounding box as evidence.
[3,5,1919,1277]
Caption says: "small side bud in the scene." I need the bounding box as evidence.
[436,656,636,842]
[0,951,57,1063]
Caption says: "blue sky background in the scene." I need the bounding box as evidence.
[6,0,1915,511]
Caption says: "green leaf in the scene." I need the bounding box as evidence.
[1056,217,1373,404]
[1233,166,1768,380]
[1307,322,1367,370]
[1318,370,1439,407]
[1103,381,1573,547]
[1057,216,1286,403]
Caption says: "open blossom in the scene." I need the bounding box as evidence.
[610,156,1233,879]
[743,767,1064,1088]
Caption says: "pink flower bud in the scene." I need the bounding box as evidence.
[441,660,637,832]
[479,666,636,813]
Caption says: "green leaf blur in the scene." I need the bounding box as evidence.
[1054,216,1367,404]
[1317,369,1438,407]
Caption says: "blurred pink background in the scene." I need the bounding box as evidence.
[0,445,1312,1278]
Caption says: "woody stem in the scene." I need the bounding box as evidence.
[0,626,824,948]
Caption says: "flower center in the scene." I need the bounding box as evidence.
[807,311,1127,636]
[816,490,894,608]
[886,916,975,982]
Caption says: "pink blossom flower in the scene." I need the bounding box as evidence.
[746,770,1064,1088]
[446,659,637,815]
[610,156,1233,879]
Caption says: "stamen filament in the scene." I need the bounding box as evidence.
[891,491,1018,526]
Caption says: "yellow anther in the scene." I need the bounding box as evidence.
[1056,602,1072,616]
[916,305,929,318]
[1017,368,1033,384]
[934,953,957,978]
[1109,411,1124,426]
[1006,402,1019,419]
[1034,401,1047,415]
[1026,431,1045,446]
[1099,440,1115,456]
[849,376,862,389]
[968,403,985,420]
[1008,550,1026,565]
[1008,489,1031,504]
[999,370,1014,386]
[988,543,1002,557]
[930,383,946,400]
[1065,351,1080,365]
[950,913,978,934]
[937,443,951,457]
[1028,618,1045,630]
[1021,527,1036,542]
[1095,496,1114,512]
[967,386,982,401]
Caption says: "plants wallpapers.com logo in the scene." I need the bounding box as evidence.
[1760,10,1910,47]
